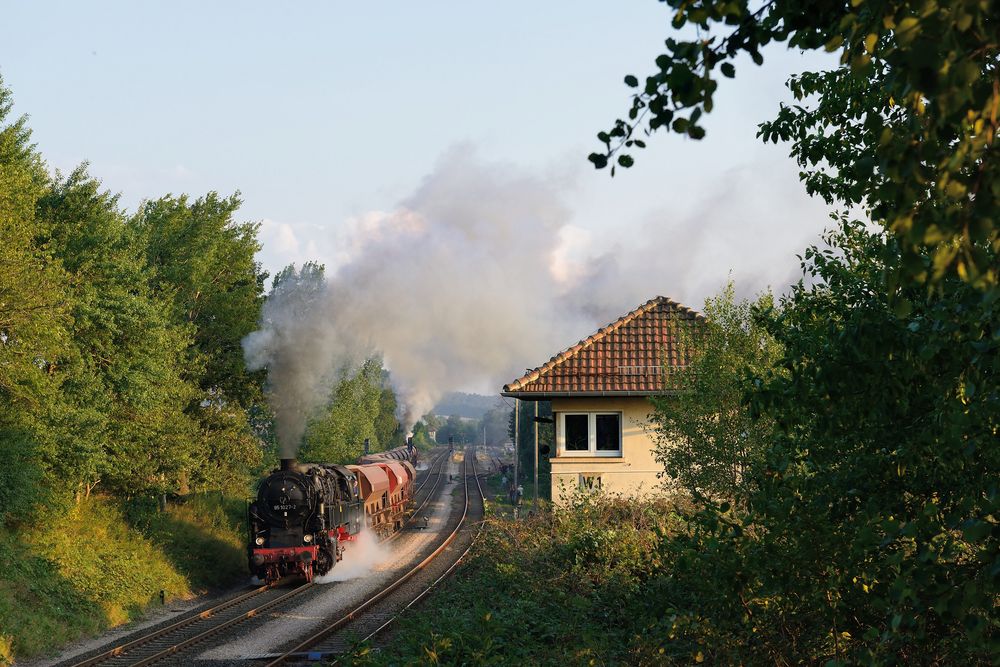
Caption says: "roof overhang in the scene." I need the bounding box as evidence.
[500,390,681,400]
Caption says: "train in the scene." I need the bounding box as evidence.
[247,443,419,583]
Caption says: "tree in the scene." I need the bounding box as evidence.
[436,414,477,446]
[134,192,269,494]
[374,384,404,450]
[592,4,1000,661]
[36,166,200,498]
[591,1,999,289]
[300,357,392,464]
[650,282,780,503]
[479,403,511,446]
[0,78,68,521]
[0,80,68,403]
[409,419,435,450]
[134,192,267,408]
[757,220,996,660]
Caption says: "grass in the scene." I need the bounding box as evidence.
[0,493,249,665]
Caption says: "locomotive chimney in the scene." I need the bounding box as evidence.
[280,458,296,471]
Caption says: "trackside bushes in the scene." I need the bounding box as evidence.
[348,493,688,666]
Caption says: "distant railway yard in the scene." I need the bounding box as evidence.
[36,447,491,667]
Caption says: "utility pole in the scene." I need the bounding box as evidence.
[533,401,539,512]
[513,398,519,499]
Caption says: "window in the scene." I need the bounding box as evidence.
[557,412,621,456]
[564,414,589,451]
[596,414,619,451]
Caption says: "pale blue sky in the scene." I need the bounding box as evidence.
[2,1,838,309]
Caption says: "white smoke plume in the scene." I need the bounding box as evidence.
[244,147,829,457]
[313,529,391,583]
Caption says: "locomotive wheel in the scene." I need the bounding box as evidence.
[315,544,335,576]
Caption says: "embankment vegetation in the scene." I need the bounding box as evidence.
[0,494,244,662]
[0,78,408,664]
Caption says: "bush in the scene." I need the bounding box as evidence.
[349,493,685,665]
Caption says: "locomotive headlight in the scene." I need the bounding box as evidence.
[303,534,313,544]
[255,536,265,546]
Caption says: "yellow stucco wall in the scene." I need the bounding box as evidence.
[549,396,665,503]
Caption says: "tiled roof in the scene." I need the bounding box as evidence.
[502,296,705,397]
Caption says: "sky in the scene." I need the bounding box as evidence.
[2,2,840,395]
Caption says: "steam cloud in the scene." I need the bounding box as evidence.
[313,529,391,583]
[244,148,828,457]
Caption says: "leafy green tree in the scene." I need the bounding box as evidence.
[134,192,269,494]
[589,3,1000,661]
[300,357,388,464]
[751,220,997,660]
[0,76,267,513]
[188,401,265,496]
[650,282,781,503]
[374,384,404,450]
[592,1,1000,289]
[271,260,325,295]
[0,80,70,516]
[36,167,200,498]
[409,422,429,448]
[134,192,267,408]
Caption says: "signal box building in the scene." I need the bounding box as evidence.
[502,296,704,502]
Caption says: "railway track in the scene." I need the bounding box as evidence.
[263,447,486,665]
[59,448,452,667]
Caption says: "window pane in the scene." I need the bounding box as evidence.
[564,414,589,451]
[596,414,620,451]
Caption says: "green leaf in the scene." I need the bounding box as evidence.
[624,74,639,88]
[588,153,608,169]
[720,62,735,78]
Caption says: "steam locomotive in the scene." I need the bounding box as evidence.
[247,444,418,583]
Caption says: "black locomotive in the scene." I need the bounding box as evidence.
[247,458,365,583]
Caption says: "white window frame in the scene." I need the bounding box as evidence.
[556,412,622,457]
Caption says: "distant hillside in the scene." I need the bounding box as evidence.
[432,392,504,419]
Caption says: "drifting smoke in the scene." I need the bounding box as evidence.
[244,148,829,456]
[313,529,390,583]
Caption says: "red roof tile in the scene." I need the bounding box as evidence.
[502,296,705,397]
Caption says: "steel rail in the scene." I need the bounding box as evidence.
[381,447,450,545]
[122,583,314,667]
[66,449,450,667]
[64,583,275,667]
[352,450,487,651]
[412,448,449,498]
[263,448,476,666]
